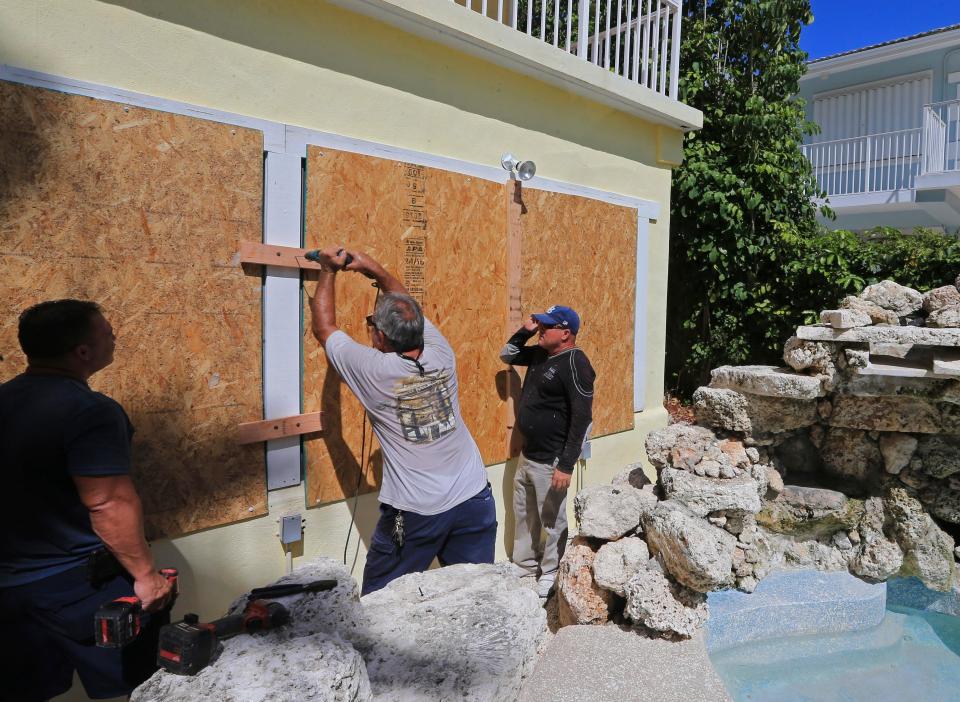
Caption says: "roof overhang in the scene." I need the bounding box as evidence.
[802,26,960,81]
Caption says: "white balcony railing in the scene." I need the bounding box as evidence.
[803,128,922,197]
[457,0,682,100]
[922,98,960,175]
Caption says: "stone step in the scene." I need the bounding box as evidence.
[797,325,960,347]
[705,569,886,652]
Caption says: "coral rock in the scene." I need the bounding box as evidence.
[592,537,650,597]
[556,537,614,626]
[859,280,922,317]
[623,567,709,638]
[574,484,656,541]
[642,501,736,592]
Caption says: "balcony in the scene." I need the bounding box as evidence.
[801,98,960,227]
[330,0,701,129]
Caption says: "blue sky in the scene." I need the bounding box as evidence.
[801,1,960,60]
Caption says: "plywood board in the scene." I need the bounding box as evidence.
[303,148,508,506]
[517,187,636,437]
[0,81,265,538]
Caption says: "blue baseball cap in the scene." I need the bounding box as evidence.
[532,305,580,334]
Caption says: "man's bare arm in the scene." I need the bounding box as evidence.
[73,474,173,612]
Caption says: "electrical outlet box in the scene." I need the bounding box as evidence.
[280,514,302,545]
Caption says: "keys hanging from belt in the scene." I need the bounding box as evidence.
[391,511,405,549]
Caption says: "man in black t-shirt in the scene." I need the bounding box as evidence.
[500,305,595,599]
[0,300,175,701]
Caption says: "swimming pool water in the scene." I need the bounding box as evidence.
[709,605,960,701]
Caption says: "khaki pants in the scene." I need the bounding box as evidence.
[511,453,568,578]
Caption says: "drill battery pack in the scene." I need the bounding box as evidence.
[157,616,217,676]
[95,597,141,648]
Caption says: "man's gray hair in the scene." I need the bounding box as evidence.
[373,292,424,352]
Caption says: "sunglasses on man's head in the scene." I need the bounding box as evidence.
[537,322,566,330]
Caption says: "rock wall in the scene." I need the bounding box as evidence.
[555,278,960,641]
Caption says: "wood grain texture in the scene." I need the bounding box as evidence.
[517,187,637,437]
[0,81,265,538]
[303,148,508,506]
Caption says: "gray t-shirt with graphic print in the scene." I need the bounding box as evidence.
[323,319,488,515]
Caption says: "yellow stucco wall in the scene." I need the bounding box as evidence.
[0,3,685,697]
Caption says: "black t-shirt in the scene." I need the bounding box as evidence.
[0,373,133,586]
[501,328,595,472]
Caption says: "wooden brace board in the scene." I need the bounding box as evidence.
[238,412,323,444]
[302,148,509,506]
[0,81,266,538]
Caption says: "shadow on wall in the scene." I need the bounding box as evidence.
[99,0,661,167]
[0,86,49,214]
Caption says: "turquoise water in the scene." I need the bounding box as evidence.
[710,606,960,701]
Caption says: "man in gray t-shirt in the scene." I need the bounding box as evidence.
[308,247,496,595]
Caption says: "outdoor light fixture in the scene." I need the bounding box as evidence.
[500,153,537,181]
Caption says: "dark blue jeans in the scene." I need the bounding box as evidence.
[0,565,168,701]
[362,483,497,595]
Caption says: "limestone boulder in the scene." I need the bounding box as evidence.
[763,465,785,500]
[923,489,960,524]
[642,501,736,592]
[826,396,942,434]
[886,488,956,592]
[879,433,917,475]
[849,498,903,583]
[820,427,882,485]
[623,567,709,638]
[922,285,960,314]
[860,280,923,317]
[840,296,900,325]
[556,536,614,626]
[358,563,547,700]
[610,462,652,489]
[574,484,656,540]
[927,304,960,328]
[709,365,826,400]
[916,435,960,478]
[771,534,852,571]
[659,467,762,518]
[592,537,650,597]
[783,336,836,375]
[692,387,817,435]
[645,424,716,470]
[757,485,865,540]
[132,631,371,702]
[820,309,872,329]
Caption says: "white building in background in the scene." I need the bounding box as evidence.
[799,24,960,233]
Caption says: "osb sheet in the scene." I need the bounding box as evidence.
[518,187,636,437]
[0,81,265,538]
[303,148,507,506]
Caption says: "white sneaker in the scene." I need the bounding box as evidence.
[536,575,555,599]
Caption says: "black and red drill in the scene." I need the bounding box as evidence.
[94,567,179,648]
[156,578,337,676]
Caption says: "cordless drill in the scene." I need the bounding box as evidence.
[157,600,289,675]
[156,578,336,675]
[94,568,179,648]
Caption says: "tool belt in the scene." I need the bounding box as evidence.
[86,548,125,588]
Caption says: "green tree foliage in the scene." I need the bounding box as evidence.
[667,0,823,396]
